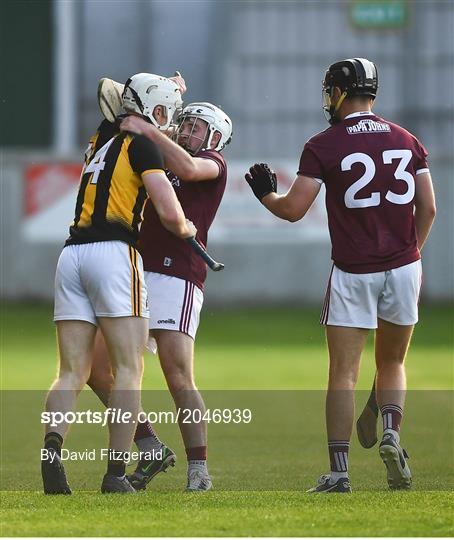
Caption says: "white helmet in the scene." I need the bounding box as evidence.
[122,73,183,131]
[175,102,233,153]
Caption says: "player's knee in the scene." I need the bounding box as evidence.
[376,354,406,369]
[87,368,114,396]
[166,370,195,396]
[113,362,143,386]
[328,364,359,389]
[58,370,89,391]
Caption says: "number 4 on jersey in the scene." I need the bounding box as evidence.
[342,149,414,209]
[84,137,115,184]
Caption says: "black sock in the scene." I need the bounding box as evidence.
[107,459,126,477]
[44,432,63,456]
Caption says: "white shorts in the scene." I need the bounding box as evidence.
[145,272,204,352]
[320,260,422,329]
[54,241,149,325]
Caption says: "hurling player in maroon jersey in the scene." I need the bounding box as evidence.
[88,95,232,491]
[245,58,436,492]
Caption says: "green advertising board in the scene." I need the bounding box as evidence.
[350,1,408,28]
[0,0,53,147]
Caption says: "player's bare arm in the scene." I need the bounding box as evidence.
[142,171,196,238]
[263,175,322,222]
[414,171,436,250]
[245,163,321,222]
[121,116,219,182]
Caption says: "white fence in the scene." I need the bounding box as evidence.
[1,152,452,304]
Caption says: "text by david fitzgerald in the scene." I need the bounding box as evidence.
[41,448,162,463]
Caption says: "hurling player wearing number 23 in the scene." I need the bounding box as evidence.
[245,58,436,493]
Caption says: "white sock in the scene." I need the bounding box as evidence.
[188,460,208,475]
[135,435,163,453]
[383,428,400,443]
[330,471,348,483]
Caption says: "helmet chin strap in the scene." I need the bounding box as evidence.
[329,90,348,124]
[334,91,348,112]
[205,128,215,151]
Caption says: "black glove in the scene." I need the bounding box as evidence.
[245,163,277,201]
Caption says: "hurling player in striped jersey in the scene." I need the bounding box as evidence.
[88,76,232,491]
[42,73,195,495]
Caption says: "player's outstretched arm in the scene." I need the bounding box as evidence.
[120,116,219,182]
[263,176,321,222]
[414,171,436,250]
[245,163,321,222]
[142,171,196,239]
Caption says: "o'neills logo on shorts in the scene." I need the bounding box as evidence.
[157,319,176,325]
[346,119,391,134]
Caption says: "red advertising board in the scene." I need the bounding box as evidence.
[24,163,82,217]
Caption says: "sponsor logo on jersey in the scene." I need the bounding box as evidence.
[346,119,391,134]
[157,319,176,325]
[164,257,172,267]
[165,170,181,187]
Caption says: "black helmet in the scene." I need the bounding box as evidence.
[322,58,378,124]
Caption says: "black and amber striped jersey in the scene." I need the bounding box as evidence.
[65,119,164,248]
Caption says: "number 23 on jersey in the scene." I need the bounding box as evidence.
[342,149,414,209]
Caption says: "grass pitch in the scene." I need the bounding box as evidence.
[2,491,452,537]
[1,302,453,536]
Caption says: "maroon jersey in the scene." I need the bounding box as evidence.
[298,112,429,273]
[139,149,227,290]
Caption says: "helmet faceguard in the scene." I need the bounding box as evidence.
[122,73,183,131]
[322,58,378,124]
[173,102,232,155]
[174,116,210,155]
